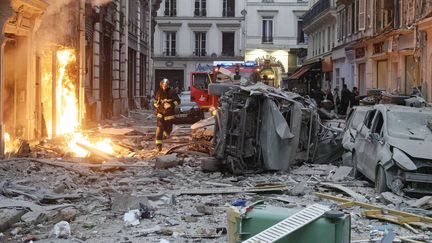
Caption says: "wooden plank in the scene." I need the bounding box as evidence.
[320,182,367,202]
[315,192,432,224]
[76,142,114,161]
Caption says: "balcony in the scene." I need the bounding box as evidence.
[303,0,334,27]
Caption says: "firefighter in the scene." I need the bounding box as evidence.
[154,78,180,152]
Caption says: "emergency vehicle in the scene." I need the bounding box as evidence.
[190,61,260,112]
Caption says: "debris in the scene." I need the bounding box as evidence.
[200,157,222,172]
[178,184,288,195]
[51,221,71,239]
[289,181,307,196]
[159,239,170,243]
[330,166,352,181]
[203,181,233,187]
[182,215,198,223]
[123,209,141,226]
[231,198,247,207]
[195,204,212,215]
[0,209,26,231]
[98,128,144,136]
[315,192,432,226]
[319,182,367,202]
[409,196,432,209]
[56,208,79,222]
[139,202,153,219]
[76,142,115,161]
[379,192,404,205]
[154,153,182,169]
[165,218,179,226]
[22,235,39,242]
[0,198,74,224]
[110,193,150,212]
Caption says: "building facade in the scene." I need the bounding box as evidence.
[0,0,154,156]
[244,0,309,88]
[297,0,337,94]
[153,0,246,92]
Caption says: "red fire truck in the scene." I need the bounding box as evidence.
[190,61,260,111]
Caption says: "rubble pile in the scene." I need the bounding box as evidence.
[1,152,432,242]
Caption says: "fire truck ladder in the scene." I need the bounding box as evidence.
[242,203,330,243]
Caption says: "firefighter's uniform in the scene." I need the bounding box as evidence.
[154,87,180,151]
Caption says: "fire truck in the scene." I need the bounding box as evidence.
[190,61,260,112]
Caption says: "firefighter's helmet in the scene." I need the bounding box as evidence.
[160,78,170,89]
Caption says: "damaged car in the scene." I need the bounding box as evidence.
[353,104,432,195]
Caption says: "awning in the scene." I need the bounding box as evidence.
[287,64,312,80]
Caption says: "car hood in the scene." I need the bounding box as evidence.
[388,137,432,160]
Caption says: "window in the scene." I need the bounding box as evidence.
[327,26,331,51]
[262,17,273,43]
[164,0,176,17]
[297,20,305,44]
[372,112,384,135]
[165,32,176,56]
[223,0,235,17]
[405,55,421,94]
[222,32,235,56]
[194,0,206,17]
[195,32,206,57]
[377,60,387,89]
[364,110,377,129]
[358,0,366,30]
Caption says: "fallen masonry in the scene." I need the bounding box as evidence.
[0,111,431,242]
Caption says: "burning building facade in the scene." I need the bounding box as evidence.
[0,0,155,156]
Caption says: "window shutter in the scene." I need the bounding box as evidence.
[358,0,366,30]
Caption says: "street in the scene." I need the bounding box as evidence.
[0,110,431,242]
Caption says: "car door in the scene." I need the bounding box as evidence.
[355,109,376,176]
[362,110,385,180]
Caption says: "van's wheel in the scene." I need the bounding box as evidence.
[375,166,389,193]
[352,152,362,179]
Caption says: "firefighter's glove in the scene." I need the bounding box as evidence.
[163,102,172,109]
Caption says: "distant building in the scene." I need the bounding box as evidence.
[296,0,337,94]
[244,0,309,89]
[153,0,246,91]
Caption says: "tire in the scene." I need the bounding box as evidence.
[375,166,389,193]
[208,83,236,96]
[352,152,363,179]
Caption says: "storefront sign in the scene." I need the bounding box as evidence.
[255,55,285,73]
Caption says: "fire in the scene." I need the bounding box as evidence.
[40,48,114,158]
[4,132,20,154]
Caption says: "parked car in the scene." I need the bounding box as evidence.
[352,104,432,195]
[342,106,373,152]
[174,91,204,124]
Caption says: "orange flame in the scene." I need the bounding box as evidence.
[41,49,115,158]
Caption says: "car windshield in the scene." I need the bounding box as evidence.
[387,110,432,141]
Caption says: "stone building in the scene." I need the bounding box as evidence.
[153,0,246,91]
[0,0,154,156]
[244,0,309,89]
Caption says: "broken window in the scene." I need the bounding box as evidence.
[364,110,377,129]
[222,32,235,56]
[194,32,206,57]
[223,0,235,17]
[164,0,177,17]
[262,16,273,43]
[194,0,206,17]
[165,32,176,56]
[372,112,384,136]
